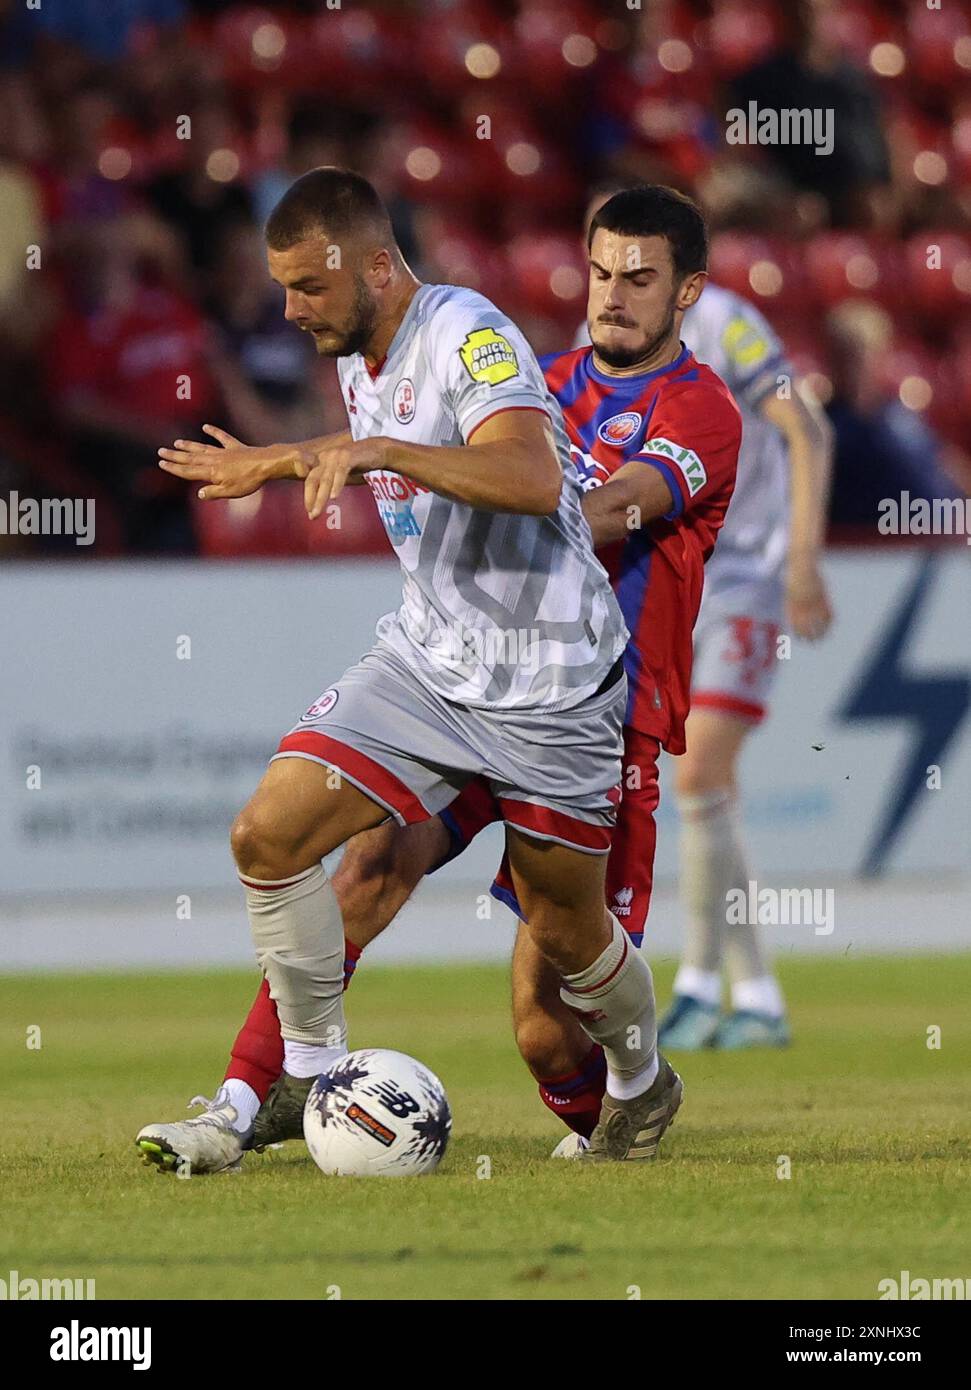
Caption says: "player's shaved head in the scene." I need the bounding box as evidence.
[264,167,418,361]
[265,166,397,255]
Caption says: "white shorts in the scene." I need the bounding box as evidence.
[272,638,626,854]
[691,583,784,725]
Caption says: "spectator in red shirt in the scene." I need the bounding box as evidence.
[46,220,220,552]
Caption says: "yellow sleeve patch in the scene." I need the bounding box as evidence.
[722,316,770,369]
[459,328,520,385]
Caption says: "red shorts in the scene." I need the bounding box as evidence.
[438,727,661,945]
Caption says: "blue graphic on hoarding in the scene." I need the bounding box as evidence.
[839,553,970,876]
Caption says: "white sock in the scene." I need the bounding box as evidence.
[283,1039,347,1078]
[672,964,721,1008]
[731,975,785,1018]
[606,1053,659,1101]
[222,1079,260,1134]
[560,914,657,1099]
[242,863,347,1046]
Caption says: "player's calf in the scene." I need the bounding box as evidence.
[507,831,661,1127]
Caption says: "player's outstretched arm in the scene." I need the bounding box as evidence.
[580,459,676,548]
[159,426,352,500]
[303,409,562,519]
[761,383,835,641]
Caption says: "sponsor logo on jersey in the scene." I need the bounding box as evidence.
[597,411,642,446]
[722,316,771,369]
[301,688,339,722]
[641,436,708,496]
[392,377,416,423]
[459,327,519,385]
[366,471,430,502]
[377,501,422,543]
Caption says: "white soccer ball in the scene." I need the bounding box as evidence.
[303,1048,451,1177]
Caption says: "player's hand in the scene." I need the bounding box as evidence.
[158,426,313,500]
[304,436,388,519]
[785,557,833,641]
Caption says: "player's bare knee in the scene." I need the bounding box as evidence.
[676,758,733,803]
[230,803,305,879]
[514,1008,575,1080]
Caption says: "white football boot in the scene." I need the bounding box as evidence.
[135,1087,250,1175]
[550,1133,590,1159]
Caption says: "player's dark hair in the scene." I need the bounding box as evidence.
[265,166,396,252]
[587,185,708,278]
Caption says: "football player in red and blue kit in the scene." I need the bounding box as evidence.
[136,186,741,1171]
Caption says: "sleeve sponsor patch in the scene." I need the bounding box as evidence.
[722,315,771,370]
[642,436,708,496]
[459,327,520,385]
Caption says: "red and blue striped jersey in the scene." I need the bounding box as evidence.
[541,344,740,754]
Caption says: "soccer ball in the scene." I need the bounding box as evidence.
[303,1048,451,1177]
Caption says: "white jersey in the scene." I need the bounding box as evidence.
[679,284,790,601]
[575,282,791,603]
[339,283,627,712]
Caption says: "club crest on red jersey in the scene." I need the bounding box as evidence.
[597,411,642,446]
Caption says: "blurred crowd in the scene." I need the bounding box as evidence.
[0,0,968,556]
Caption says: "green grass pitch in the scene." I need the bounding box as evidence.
[2,955,969,1301]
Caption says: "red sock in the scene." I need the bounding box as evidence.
[536,1044,607,1138]
[224,938,364,1100]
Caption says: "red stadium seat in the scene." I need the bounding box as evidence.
[953,331,971,430]
[702,1,781,78]
[904,232,971,325]
[708,233,812,315]
[804,233,904,313]
[907,2,971,89]
[416,0,511,98]
[306,7,405,99]
[392,120,495,209]
[210,7,307,90]
[421,219,509,305]
[506,230,588,319]
[296,486,390,559]
[816,0,896,67]
[877,336,962,440]
[192,484,301,558]
[510,0,602,88]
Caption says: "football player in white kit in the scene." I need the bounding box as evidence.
[575,186,835,1048]
[150,167,681,1168]
[663,281,834,1049]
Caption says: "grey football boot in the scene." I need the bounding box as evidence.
[581,1055,683,1162]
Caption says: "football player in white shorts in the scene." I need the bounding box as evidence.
[147,167,681,1169]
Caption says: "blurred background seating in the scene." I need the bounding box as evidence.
[0,0,967,556]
